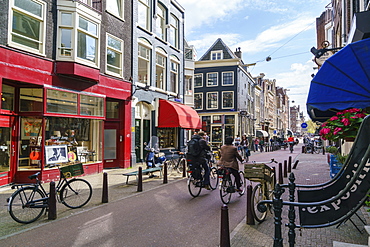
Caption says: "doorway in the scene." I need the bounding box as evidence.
[0,116,15,186]
[104,121,120,168]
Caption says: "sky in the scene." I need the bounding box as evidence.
[177,0,330,119]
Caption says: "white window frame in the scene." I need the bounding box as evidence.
[222,91,234,109]
[194,74,203,88]
[138,0,151,31]
[170,55,180,94]
[222,71,234,86]
[155,48,167,90]
[138,38,152,85]
[155,3,166,41]
[194,93,203,110]
[56,5,101,68]
[169,14,179,48]
[106,0,124,19]
[207,92,218,110]
[106,33,123,77]
[211,50,223,60]
[207,72,218,87]
[8,0,46,55]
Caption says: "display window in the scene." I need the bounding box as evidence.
[157,128,176,149]
[0,127,11,173]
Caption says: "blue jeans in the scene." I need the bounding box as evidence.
[201,161,210,185]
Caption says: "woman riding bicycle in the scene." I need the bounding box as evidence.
[219,136,244,192]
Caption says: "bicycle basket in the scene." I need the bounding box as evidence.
[244,163,273,182]
[60,163,84,178]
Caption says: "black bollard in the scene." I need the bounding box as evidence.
[220,204,230,247]
[301,146,305,153]
[288,156,292,173]
[246,185,255,225]
[323,147,325,155]
[284,160,287,178]
[163,162,168,184]
[288,173,297,247]
[102,172,108,203]
[182,161,187,177]
[278,163,283,184]
[137,167,143,192]
[292,160,299,169]
[48,181,57,220]
[273,184,284,247]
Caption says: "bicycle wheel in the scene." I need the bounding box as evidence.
[209,167,219,190]
[60,179,92,209]
[220,176,233,204]
[238,171,246,195]
[8,187,46,224]
[177,158,186,174]
[187,174,202,197]
[166,160,175,176]
[305,146,312,154]
[251,183,267,222]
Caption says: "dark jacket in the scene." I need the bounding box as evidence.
[187,134,210,162]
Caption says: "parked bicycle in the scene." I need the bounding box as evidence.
[166,149,186,176]
[217,166,246,204]
[244,159,276,222]
[187,156,218,197]
[7,163,92,224]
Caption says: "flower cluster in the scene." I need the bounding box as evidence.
[319,108,368,141]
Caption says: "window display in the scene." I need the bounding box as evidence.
[157,128,176,148]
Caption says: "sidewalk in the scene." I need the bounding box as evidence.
[231,146,370,247]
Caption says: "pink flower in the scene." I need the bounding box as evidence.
[333,127,342,135]
[330,116,339,121]
[320,128,331,135]
[321,122,327,127]
[341,118,350,126]
[355,113,366,118]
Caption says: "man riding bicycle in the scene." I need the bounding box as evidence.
[218,136,244,192]
[186,131,211,190]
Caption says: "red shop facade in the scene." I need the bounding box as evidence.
[0,47,132,186]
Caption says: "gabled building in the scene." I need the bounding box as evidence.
[131,0,200,163]
[194,39,255,146]
[0,0,133,185]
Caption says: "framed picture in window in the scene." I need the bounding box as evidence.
[45,145,68,165]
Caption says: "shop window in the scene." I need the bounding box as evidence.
[9,0,46,55]
[194,74,203,88]
[169,14,179,48]
[201,116,211,134]
[155,51,166,90]
[106,34,123,77]
[194,93,202,110]
[213,115,221,123]
[18,117,43,170]
[0,127,11,173]
[20,88,43,112]
[47,89,77,115]
[80,94,104,116]
[106,101,119,119]
[155,3,166,41]
[1,84,15,111]
[225,115,235,124]
[138,0,151,31]
[157,128,176,148]
[43,117,102,168]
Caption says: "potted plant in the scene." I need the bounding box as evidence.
[319,108,368,142]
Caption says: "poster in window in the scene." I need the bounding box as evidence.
[21,118,42,140]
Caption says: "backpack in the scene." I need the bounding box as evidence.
[187,138,201,157]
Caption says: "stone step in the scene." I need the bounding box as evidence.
[332,241,367,247]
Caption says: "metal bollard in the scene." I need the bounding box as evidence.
[284,160,288,178]
[246,185,255,225]
[137,167,143,192]
[288,156,292,173]
[182,161,187,177]
[220,204,230,247]
[48,181,57,220]
[278,163,283,184]
[323,147,325,155]
[302,146,305,153]
[292,160,299,169]
[163,162,168,184]
[102,172,108,203]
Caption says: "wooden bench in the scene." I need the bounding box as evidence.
[122,166,162,184]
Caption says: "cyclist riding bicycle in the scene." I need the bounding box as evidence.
[186,131,211,190]
[219,136,244,192]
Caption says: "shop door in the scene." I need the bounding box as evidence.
[135,119,150,163]
[103,122,120,168]
[211,126,222,146]
[0,116,15,186]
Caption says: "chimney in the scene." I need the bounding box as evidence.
[234,47,242,59]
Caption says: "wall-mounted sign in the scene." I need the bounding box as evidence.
[314,50,334,66]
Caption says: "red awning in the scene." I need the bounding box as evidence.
[158,99,201,129]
